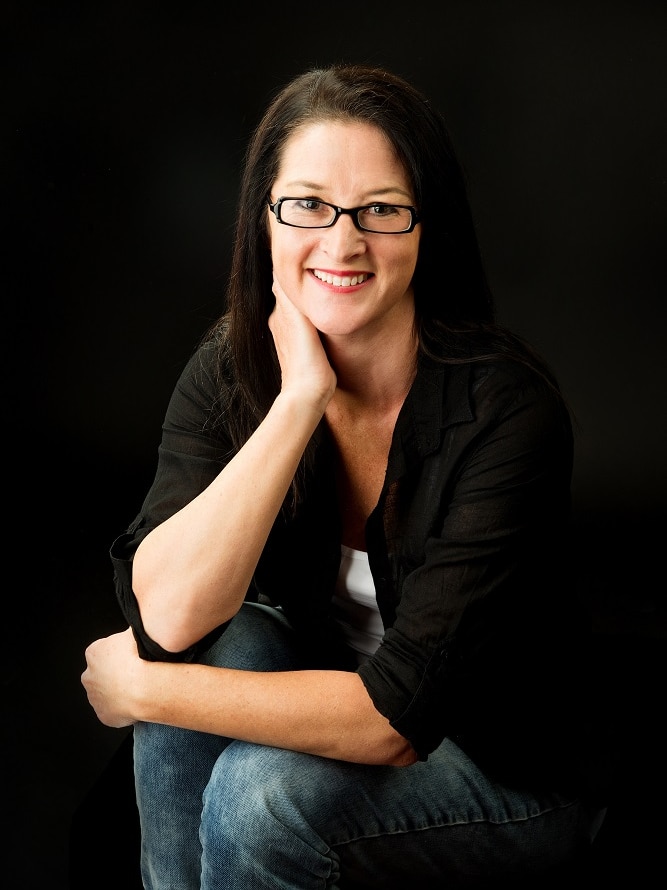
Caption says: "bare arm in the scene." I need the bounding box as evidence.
[83,282,418,766]
[132,280,337,653]
[82,629,417,767]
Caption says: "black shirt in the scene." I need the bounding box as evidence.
[111,341,604,796]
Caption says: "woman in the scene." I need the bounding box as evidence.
[82,64,608,888]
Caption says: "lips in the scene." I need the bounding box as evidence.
[312,269,370,287]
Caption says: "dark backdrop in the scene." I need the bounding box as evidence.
[6,1,666,887]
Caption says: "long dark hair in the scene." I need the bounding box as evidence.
[205,64,563,506]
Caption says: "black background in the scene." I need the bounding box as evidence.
[5,1,666,886]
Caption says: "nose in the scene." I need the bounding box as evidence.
[320,213,367,260]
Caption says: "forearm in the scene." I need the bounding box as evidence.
[134,660,416,767]
[133,390,326,652]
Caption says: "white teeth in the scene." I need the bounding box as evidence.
[313,270,368,286]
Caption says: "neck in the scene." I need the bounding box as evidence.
[326,326,418,413]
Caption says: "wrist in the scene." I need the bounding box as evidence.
[275,385,333,425]
[131,657,163,723]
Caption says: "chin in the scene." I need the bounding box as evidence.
[312,314,366,338]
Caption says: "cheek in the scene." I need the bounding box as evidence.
[268,237,291,277]
[268,233,311,296]
[385,242,419,284]
[269,226,313,271]
[403,240,420,282]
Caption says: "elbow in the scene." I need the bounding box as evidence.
[357,688,419,766]
[141,619,191,656]
[136,594,213,654]
[132,559,203,653]
[369,725,418,767]
[385,737,419,767]
[134,588,230,655]
[131,581,196,655]
[135,598,186,654]
[132,548,234,653]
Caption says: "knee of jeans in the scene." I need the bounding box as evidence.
[199,744,341,885]
[202,744,285,839]
[200,743,330,856]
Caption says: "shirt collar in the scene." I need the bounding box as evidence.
[388,355,474,477]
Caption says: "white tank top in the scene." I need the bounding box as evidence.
[331,545,384,665]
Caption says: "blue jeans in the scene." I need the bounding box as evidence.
[134,602,602,889]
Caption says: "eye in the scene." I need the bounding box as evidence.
[365,204,400,217]
[294,199,325,212]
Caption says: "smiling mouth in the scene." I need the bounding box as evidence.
[312,270,371,287]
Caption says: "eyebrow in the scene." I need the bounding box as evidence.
[282,181,413,201]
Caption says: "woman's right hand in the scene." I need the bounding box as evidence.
[270,276,337,410]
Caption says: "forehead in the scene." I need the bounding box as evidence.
[275,120,411,194]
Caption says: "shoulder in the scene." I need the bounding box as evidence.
[471,357,568,418]
[419,322,567,421]
[434,351,567,413]
[164,337,234,431]
[465,360,574,464]
[176,333,235,394]
[420,355,572,449]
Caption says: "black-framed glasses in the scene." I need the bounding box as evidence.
[268,197,419,234]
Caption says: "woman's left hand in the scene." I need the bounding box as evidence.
[81,627,143,728]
